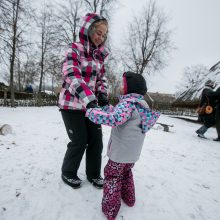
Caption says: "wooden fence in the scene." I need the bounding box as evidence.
[0,90,198,117]
[0,90,57,107]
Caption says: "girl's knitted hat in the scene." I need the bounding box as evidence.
[123,71,147,95]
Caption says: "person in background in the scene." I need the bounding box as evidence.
[213,86,220,141]
[86,71,160,220]
[58,13,109,189]
[195,80,217,139]
[25,85,33,93]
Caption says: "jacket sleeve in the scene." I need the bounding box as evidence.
[86,103,134,127]
[95,64,108,95]
[62,44,96,105]
[140,109,160,133]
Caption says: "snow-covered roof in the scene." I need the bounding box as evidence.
[174,60,220,106]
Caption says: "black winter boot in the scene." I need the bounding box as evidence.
[87,176,104,189]
[61,174,82,189]
[213,137,220,142]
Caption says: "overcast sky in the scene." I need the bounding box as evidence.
[2,0,219,94]
[110,0,220,94]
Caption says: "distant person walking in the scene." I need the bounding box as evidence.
[58,13,109,189]
[195,80,217,138]
[86,72,160,220]
[213,86,220,141]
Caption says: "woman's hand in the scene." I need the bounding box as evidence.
[86,100,99,109]
[98,93,109,106]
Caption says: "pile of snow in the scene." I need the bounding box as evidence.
[0,107,220,220]
[0,124,12,135]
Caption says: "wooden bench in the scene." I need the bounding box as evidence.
[156,122,174,132]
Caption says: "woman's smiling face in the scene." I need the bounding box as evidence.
[90,24,108,47]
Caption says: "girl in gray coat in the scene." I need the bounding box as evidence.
[86,72,160,220]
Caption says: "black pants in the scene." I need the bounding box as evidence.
[61,110,103,179]
[216,110,220,138]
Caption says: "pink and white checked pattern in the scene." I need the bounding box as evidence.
[58,13,109,110]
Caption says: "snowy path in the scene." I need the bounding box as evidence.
[0,107,220,220]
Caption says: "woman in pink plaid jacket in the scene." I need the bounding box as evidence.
[58,13,109,189]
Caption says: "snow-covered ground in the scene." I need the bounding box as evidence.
[0,107,220,220]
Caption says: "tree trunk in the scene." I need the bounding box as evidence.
[4,89,7,106]
[10,56,15,107]
[38,31,44,106]
[51,75,54,95]
[10,0,20,107]
[38,66,44,106]
[18,57,21,91]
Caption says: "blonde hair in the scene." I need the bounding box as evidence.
[92,19,108,29]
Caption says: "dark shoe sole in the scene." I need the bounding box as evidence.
[61,175,82,189]
[87,179,103,189]
[213,139,220,141]
[91,184,103,189]
[197,134,207,139]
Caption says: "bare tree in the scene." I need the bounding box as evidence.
[36,4,58,106]
[102,49,120,96]
[1,0,21,107]
[55,0,82,45]
[121,0,173,76]
[176,65,209,101]
[0,0,33,107]
[83,0,118,19]
[46,54,62,94]
[0,1,7,65]
[14,51,39,91]
[180,65,209,89]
